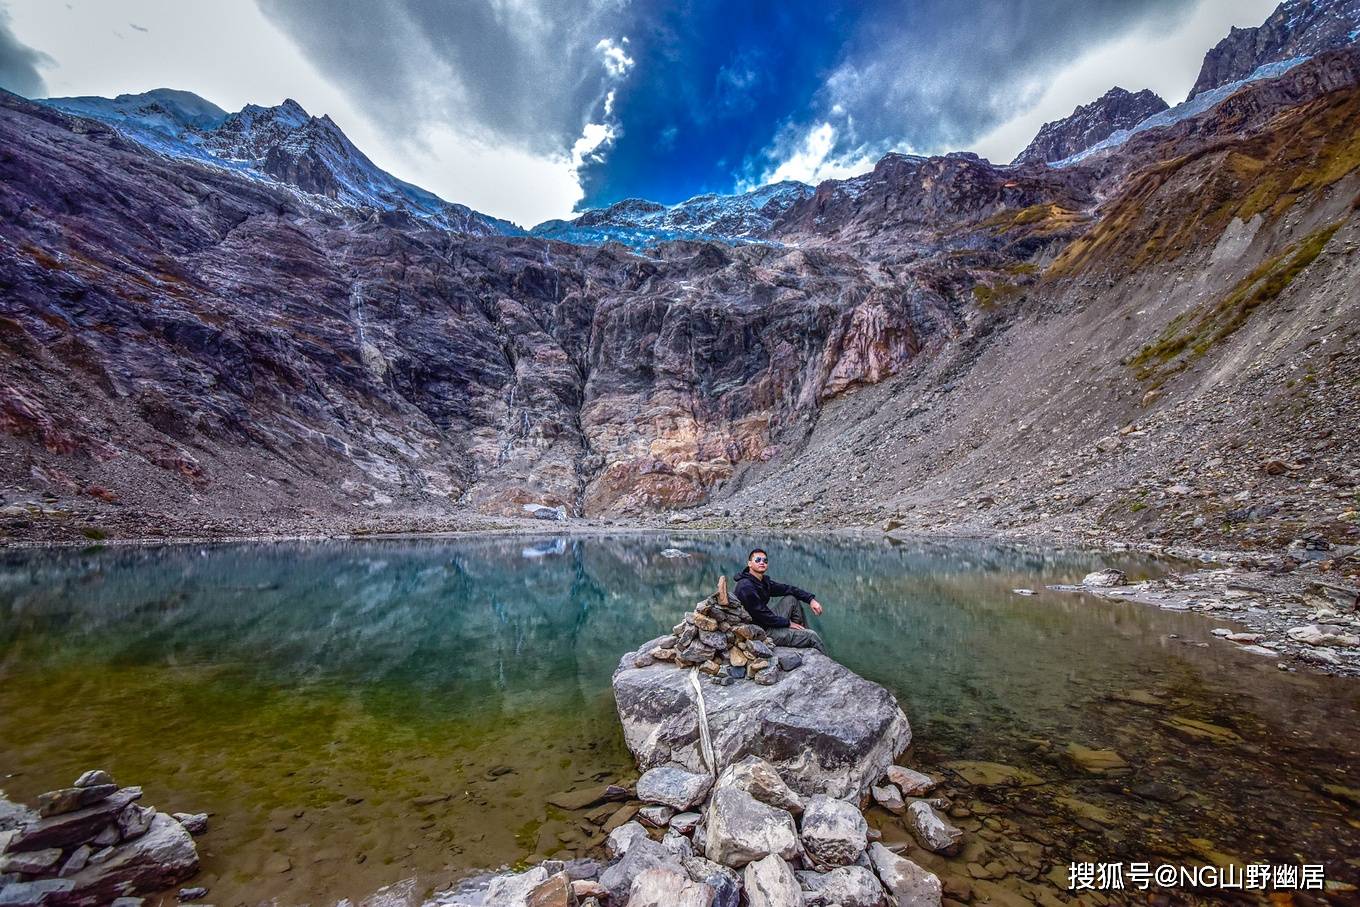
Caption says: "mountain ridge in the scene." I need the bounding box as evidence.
[1011,87,1168,166]
[39,90,522,237]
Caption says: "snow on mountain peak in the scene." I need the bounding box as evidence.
[534,180,815,248]
[38,90,519,237]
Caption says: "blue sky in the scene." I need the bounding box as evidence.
[1,0,1279,224]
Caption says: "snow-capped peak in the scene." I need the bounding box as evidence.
[533,180,814,248]
[39,90,520,237]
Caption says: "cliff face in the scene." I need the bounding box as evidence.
[0,93,988,524]
[1188,0,1360,99]
[2,48,1360,545]
[1011,87,1168,166]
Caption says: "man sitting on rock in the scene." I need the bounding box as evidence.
[733,548,827,652]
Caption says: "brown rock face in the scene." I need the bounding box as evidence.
[4,92,1034,521]
[3,40,1360,536]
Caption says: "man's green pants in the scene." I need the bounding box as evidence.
[765,598,827,653]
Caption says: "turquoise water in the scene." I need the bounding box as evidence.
[1,534,1357,904]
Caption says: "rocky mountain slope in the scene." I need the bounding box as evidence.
[699,48,1360,566]
[40,91,520,237]
[1189,0,1360,98]
[1011,87,1168,166]
[1,4,1358,559]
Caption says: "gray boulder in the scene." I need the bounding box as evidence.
[702,787,799,869]
[868,842,942,906]
[681,854,741,906]
[670,812,702,835]
[599,837,675,903]
[613,640,910,801]
[636,764,713,811]
[626,864,721,906]
[6,787,142,852]
[905,801,962,855]
[606,821,651,859]
[798,865,888,907]
[482,866,549,906]
[1082,568,1127,587]
[800,795,867,867]
[661,828,694,859]
[716,757,804,815]
[744,853,804,907]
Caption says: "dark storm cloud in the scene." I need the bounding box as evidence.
[768,0,1195,168]
[257,0,636,156]
[0,9,50,97]
[257,0,1201,207]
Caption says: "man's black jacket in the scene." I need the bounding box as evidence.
[732,567,815,629]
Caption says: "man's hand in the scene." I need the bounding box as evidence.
[790,622,806,630]
[809,598,823,616]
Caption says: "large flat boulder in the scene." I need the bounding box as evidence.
[613,638,910,801]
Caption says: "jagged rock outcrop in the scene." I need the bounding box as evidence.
[1011,86,1168,166]
[1188,0,1360,99]
[612,637,911,800]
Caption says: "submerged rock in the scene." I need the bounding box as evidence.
[906,801,962,855]
[613,639,910,800]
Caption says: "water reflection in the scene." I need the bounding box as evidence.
[0,534,1356,904]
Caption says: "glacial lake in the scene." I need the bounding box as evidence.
[1,534,1357,905]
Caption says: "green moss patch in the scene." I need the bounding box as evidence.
[1129,221,1341,384]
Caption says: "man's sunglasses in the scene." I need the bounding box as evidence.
[752,556,768,563]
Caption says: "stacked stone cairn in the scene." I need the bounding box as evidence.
[0,770,204,906]
[632,577,802,686]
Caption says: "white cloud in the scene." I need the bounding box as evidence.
[969,0,1280,163]
[753,122,882,187]
[595,37,634,78]
[571,120,617,168]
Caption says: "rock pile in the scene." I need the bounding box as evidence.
[632,578,801,686]
[0,771,202,906]
[434,581,941,906]
[438,755,947,906]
